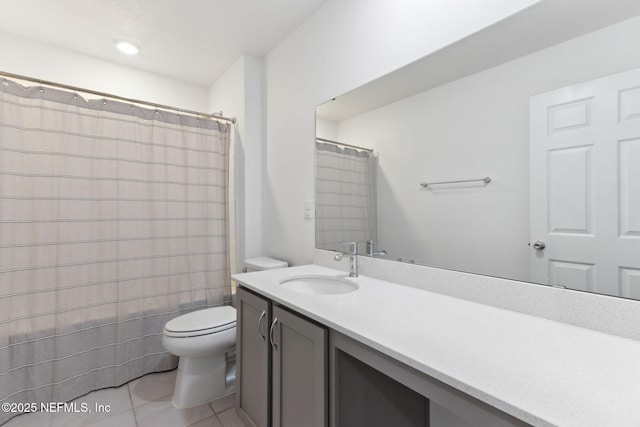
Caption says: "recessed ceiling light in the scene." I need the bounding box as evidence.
[116,41,139,55]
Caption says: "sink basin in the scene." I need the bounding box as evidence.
[279,275,358,295]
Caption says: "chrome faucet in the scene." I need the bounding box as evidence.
[334,241,358,277]
[366,240,387,258]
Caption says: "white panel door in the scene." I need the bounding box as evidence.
[530,67,640,298]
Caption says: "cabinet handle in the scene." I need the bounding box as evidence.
[269,317,278,350]
[257,310,266,341]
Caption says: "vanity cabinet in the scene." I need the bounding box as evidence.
[236,287,328,427]
[334,349,428,427]
[331,332,529,427]
[236,287,271,427]
[237,285,525,427]
[271,305,327,426]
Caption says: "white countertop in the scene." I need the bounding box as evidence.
[232,264,640,427]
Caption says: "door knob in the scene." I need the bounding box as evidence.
[532,241,546,250]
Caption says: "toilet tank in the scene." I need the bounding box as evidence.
[232,257,287,308]
[244,257,288,272]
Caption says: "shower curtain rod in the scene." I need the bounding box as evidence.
[0,70,237,124]
[316,137,373,153]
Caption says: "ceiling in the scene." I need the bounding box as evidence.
[0,0,328,87]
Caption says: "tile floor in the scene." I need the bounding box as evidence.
[4,370,245,427]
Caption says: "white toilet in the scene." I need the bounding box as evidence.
[162,257,287,408]
[162,306,237,408]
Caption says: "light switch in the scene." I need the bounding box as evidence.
[304,200,313,220]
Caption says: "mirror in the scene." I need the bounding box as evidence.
[315,0,640,300]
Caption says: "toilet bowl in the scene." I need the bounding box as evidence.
[162,306,236,408]
[162,258,287,408]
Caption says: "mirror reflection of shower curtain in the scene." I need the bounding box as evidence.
[315,141,377,252]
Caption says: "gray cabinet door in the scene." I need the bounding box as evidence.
[271,305,327,427]
[236,288,271,427]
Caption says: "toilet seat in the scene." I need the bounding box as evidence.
[164,306,237,338]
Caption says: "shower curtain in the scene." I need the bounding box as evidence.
[0,79,231,424]
[315,141,377,252]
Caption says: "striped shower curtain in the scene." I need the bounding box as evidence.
[0,79,231,424]
[315,141,377,253]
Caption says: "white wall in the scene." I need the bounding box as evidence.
[0,31,210,111]
[315,117,337,141]
[209,55,264,271]
[262,0,539,266]
[333,14,640,281]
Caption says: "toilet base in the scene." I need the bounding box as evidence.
[172,352,236,409]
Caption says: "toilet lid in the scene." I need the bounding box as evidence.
[164,306,236,335]
[245,257,288,270]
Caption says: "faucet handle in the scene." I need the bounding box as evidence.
[366,240,373,256]
[342,241,357,254]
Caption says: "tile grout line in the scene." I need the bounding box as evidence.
[127,382,140,427]
[208,395,236,427]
